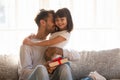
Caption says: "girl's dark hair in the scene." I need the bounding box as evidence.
[55,8,73,32]
[35,9,55,27]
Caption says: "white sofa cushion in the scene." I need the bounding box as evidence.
[0,55,18,80]
[70,48,120,79]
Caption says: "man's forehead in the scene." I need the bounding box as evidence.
[46,14,54,21]
[48,13,54,18]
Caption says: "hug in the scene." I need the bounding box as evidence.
[19,7,120,80]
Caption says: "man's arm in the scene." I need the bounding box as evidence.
[20,45,33,69]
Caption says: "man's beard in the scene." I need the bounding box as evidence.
[47,27,55,33]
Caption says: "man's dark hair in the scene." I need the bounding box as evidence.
[34,9,55,27]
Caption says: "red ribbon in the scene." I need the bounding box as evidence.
[52,57,62,65]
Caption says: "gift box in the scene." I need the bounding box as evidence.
[48,57,69,67]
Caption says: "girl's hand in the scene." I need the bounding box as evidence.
[28,33,36,39]
[23,37,33,46]
[47,66,57,74]
[44,61,57,74]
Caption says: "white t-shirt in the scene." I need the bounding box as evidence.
[19,39,47,80]
[49,30,70,48]
[49,30,80,61]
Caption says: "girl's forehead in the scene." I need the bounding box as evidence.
[55,14,66,18]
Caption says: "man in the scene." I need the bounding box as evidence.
[19,9,73,80]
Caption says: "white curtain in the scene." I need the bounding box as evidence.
[0,0,120,55]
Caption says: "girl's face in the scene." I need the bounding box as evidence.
[55,17,67,30]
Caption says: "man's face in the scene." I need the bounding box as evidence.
[46,13,55,33]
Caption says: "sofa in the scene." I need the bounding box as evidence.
[0,55,19,80]
[0,48,120,80]
[70,48,120,80]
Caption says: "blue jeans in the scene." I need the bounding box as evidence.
[28,64,73,80]
[28,65,49,80]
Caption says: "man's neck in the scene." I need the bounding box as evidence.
[35,34,47,40]
[35,30,49,40]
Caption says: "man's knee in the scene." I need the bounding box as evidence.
[36,65,47,71]
[59,64,71,73]
[35,65,47,74]
[28,65,49,80]
[34,65,49,80]
[57,64,73,80]
[60,64,70,69]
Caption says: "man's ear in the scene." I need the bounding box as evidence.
[40,20,45,25]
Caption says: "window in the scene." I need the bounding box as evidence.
[0,0,8,27]
[0,0,15,29]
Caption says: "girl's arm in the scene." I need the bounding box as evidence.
[23,36,66,46]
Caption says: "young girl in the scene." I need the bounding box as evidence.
[23,8,73,60]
